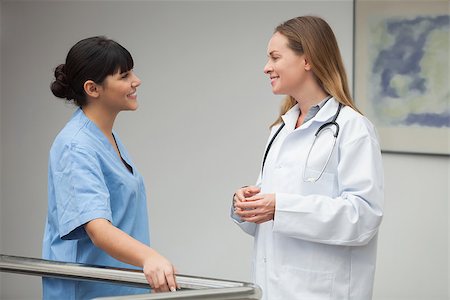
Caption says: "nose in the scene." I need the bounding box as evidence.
[131,72,141,88]
[263,60,272,74]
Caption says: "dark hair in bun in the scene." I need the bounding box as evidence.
[50,64,75,100]
[50,36,134,107]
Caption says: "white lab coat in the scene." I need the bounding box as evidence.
[232,98,384,300]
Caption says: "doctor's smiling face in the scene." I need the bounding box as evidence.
[264,32,310,96]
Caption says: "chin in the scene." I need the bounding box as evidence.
[127,101,139,111]
[124,105,138,111]
[272,88,283,95]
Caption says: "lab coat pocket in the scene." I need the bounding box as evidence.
[278,265,334,300]
[300,170,336,196]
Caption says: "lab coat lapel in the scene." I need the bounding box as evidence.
[309,98,340,125]
[281,105,300,132]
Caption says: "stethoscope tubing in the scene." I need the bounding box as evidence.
[261,122,285,173]
[261,102,343,178]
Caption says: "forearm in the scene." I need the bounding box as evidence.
[85,218,154,268]
[85,218,178,292]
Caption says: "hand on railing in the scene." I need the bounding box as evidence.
[143,249,179,293]
[84,218,179,293]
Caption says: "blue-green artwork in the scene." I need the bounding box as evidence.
[368,15,449,128]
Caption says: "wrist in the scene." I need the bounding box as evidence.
[141,247,158,266]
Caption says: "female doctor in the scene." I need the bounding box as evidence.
[232,16,384,300]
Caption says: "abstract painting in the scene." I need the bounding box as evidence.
[354,0,449,155]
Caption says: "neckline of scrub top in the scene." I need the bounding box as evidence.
[76,108,136,175]
[112,133,134,174]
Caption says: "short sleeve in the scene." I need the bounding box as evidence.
[53,144,112,240]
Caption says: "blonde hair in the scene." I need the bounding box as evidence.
[270,16,360,127]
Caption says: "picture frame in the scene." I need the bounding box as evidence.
[353,0,449,156]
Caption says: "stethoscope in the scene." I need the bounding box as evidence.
[261,101,343,183]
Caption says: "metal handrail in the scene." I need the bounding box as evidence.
[95,287,260,300]
[0,254,262,300]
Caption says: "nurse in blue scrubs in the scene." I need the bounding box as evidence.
[42,36,178,300]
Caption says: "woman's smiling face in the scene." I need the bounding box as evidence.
[263,32,310,97]
[98,69,142,112]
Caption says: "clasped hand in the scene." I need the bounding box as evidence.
[233,186,275,224]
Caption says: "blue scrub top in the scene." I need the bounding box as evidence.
[42,108,150,299]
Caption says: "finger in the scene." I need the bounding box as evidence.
[243,189,254,197]
[244,212,272,224]
[234,202,257,211]
[234,201,247,209]
[233,207,243,215]
[243,188,259,198]
[233,193,243,204]
[235,209,255,218]
[157,271,170,292]
[165,268,177,292]
[173,267,181,289]
[234,203,255,212]
[235,189,246,201]
[244,194,265,202]
[235,198,263,210]
[245,186,261,194]
[146,275,155,290]
[241,215,263,223]
[151,273,160,290]
[237,208,261,218]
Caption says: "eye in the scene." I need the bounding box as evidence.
[271,56,280,61]
[121,72,130,79]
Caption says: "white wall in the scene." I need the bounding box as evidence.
[374,153,449,300]
[0,0,3,262]
[0,1,448,300]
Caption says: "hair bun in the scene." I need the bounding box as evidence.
[50,64,75,100]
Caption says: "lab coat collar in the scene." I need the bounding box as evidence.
[281,104,300,130]
[311,97,340,123]
[280,97,340,130]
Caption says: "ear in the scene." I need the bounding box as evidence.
[83,80,100,98]
[303,57,312,71]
